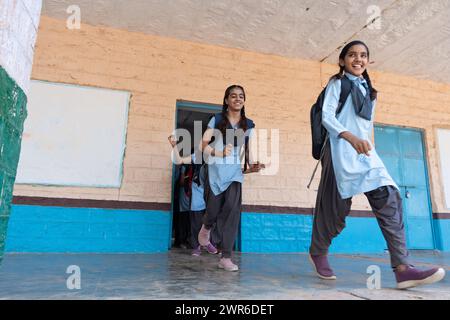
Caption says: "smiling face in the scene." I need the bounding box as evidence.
[339,44,369,77]
[225,87,245,112]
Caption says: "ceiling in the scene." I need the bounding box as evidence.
[42,0,450,83]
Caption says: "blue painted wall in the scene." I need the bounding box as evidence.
[4,205,447,254]
[5,205,170,253]
[241,212,388,254]
[241,212,312,253]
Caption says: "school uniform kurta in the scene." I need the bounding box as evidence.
[206,117,253,196]
[322,72,397,199]
[203,116,253,258]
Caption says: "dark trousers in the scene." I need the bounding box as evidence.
[190,210,220,249]
[204,178,242,259]
[310,141,410,268]
[173,211,190,247]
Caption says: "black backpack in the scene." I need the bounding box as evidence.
[210,113,255,172]
[310,76,352,160]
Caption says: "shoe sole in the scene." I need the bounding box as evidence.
[397,268,446,290]
[308,255,337,280]
[218,263,239,272]
[206,248,218,254]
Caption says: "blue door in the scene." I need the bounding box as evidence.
[375,125,435,249]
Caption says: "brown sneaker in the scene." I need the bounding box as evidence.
[309,254,337,280]
[395,265,445,289]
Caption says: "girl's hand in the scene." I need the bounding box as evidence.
[168,135,177,148]
[244,162,266,174]
[340,131,372,156]
[350,137,371,156]
[222,144,233,157]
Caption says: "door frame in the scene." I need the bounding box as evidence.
[168,100,222,249]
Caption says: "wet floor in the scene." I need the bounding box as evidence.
[0,249,448,300]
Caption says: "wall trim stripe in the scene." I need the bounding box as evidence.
[12,197,450,219]
[433,212,450,220]
[12,196,171,211]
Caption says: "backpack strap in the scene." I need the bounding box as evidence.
[243,118,255,173]
[212,113,222,128]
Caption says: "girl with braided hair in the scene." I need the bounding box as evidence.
[309,40,445,289]
[198,85,264,271]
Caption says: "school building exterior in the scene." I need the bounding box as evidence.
[1,1,450,258]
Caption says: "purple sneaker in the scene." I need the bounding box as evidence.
[191,245,201,257]
[205,242,218,254]
[309,254,337,280]
[395,265,446,289]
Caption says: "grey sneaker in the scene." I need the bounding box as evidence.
[218,258,239,272]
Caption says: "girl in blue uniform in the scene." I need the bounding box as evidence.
[198,85,264,271]
[309,40,445,289]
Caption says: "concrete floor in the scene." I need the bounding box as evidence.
[0,249,448,300]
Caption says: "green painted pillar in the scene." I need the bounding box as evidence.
[0,66,28,262]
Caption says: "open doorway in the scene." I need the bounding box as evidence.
[170,100,221,249]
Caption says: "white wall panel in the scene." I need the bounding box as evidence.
[16,81,130,188]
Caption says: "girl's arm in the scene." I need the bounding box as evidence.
[199,127,232,158]
[168,135,192,165]
[322,78,349,139]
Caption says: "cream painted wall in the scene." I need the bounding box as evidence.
[13,16,450,214]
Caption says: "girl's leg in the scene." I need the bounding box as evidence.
[310,141,352,256]
[190,210,204,249]
[179,211,191,248]
[365,186,446,289]
[202,165,223,229]
[217,182,242,259]
[202,187,223,230]
[210,223,221,249]
[364,186,409,267]
[199,172,224,247]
